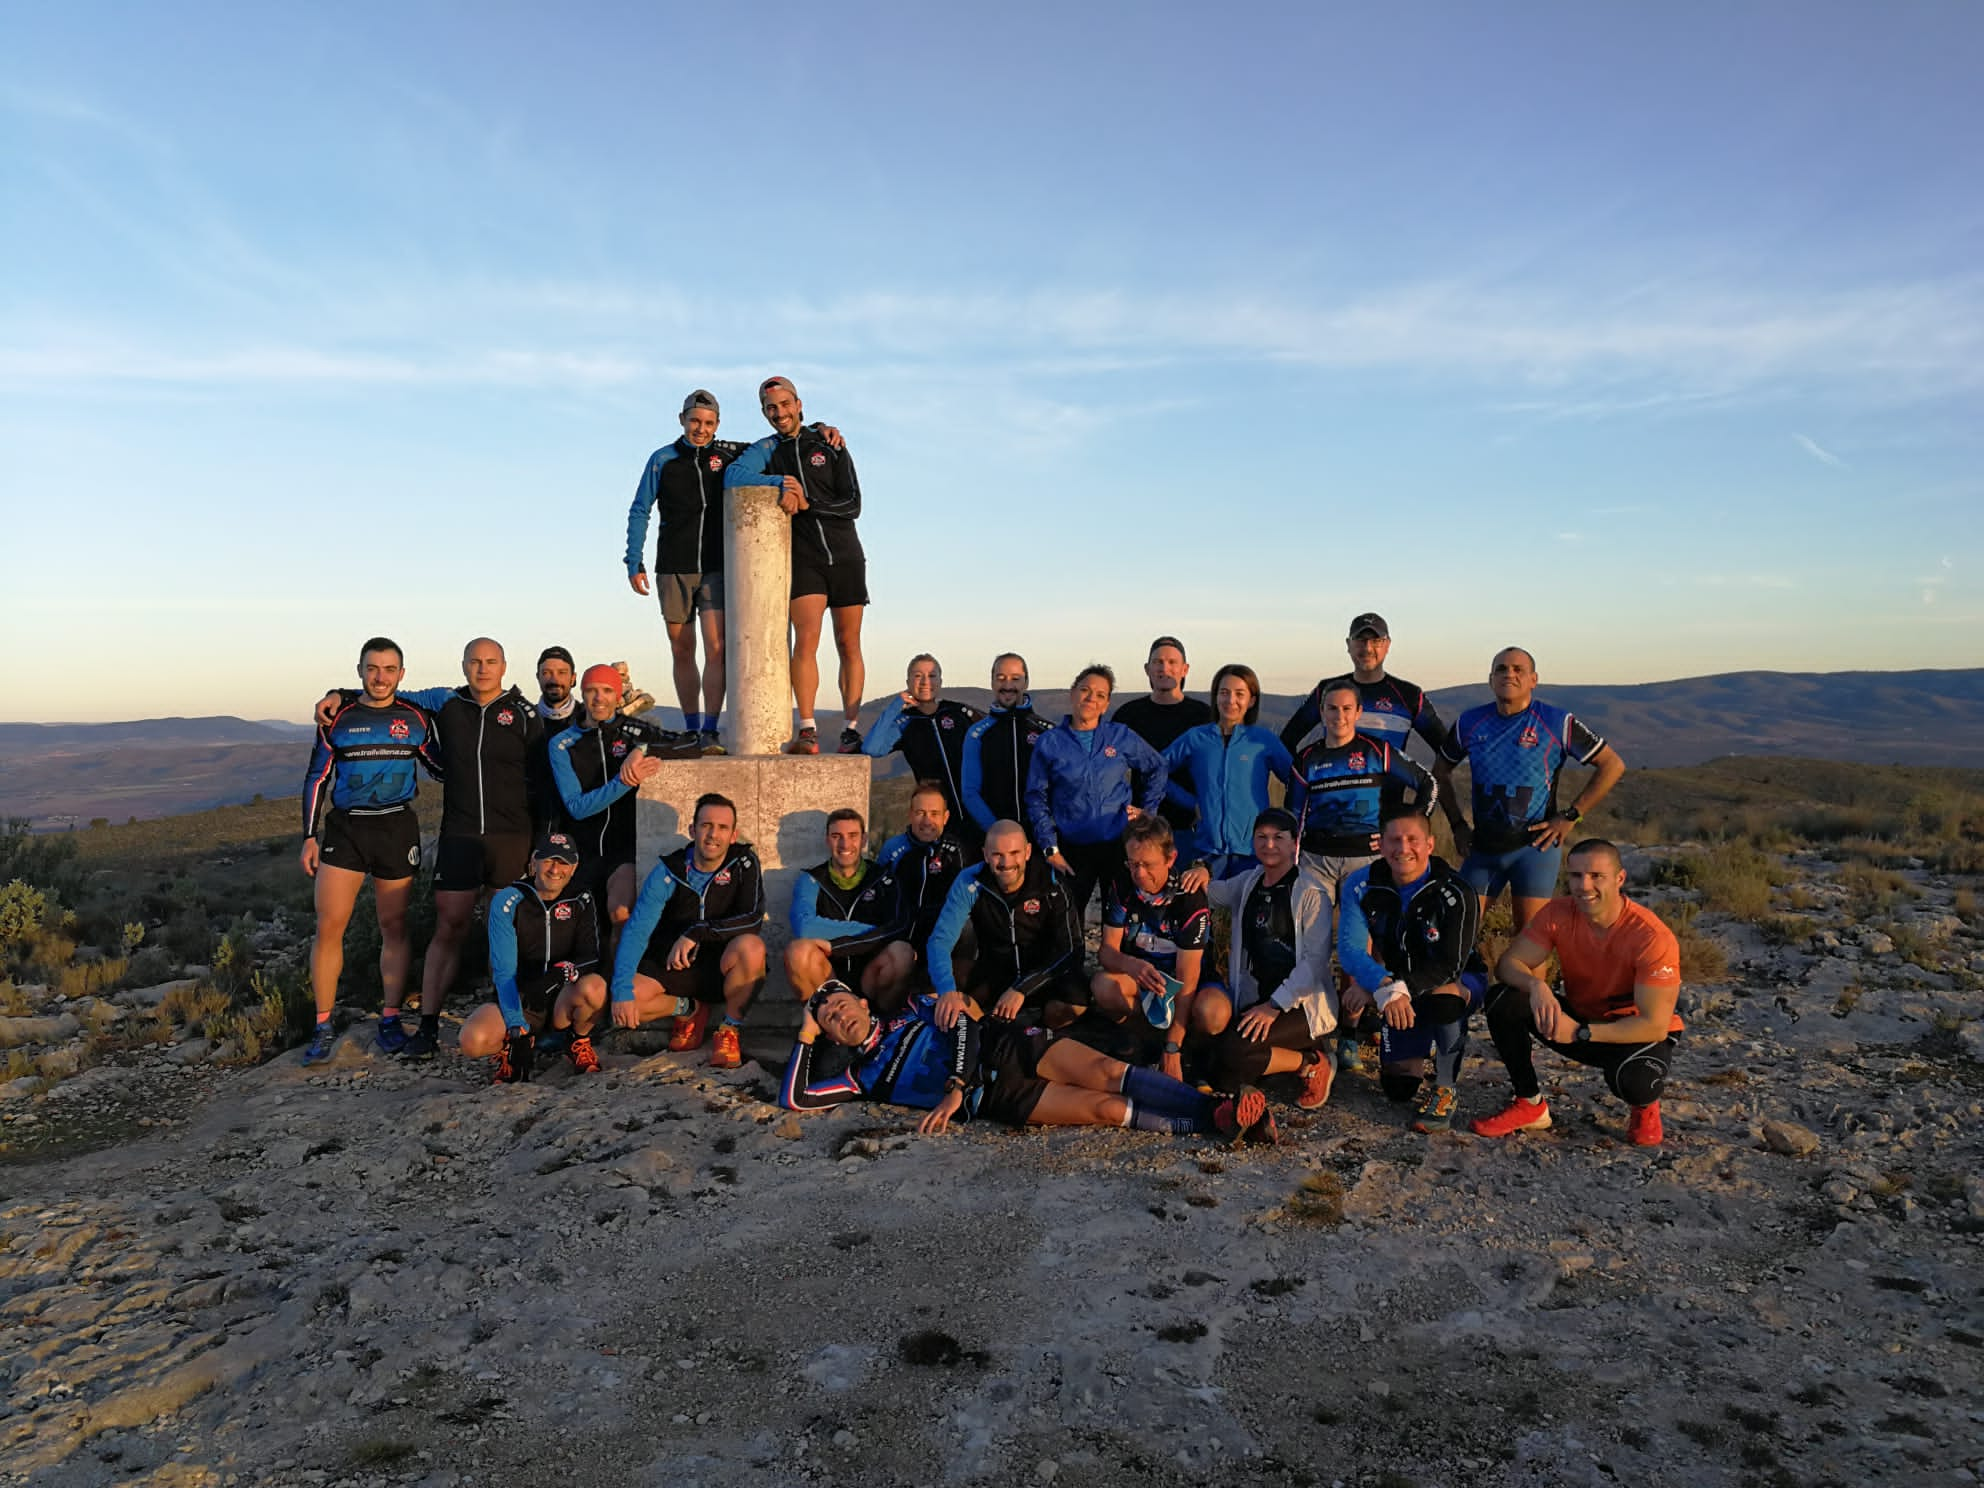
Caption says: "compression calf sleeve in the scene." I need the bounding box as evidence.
[1120,1065,1210,1118]
[1432,1017,1468,1089]
[1125,1101,1206,1136]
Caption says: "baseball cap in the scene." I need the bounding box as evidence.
[1348,612,1390,639]
[1253,807,1299,836]
[680,389,719,417]
[534,831,581,865]
[536,645,575,671]
[580,663,623,694]
[758,375,798,401]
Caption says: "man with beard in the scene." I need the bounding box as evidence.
[863,654,983,840]
[961,652,1054,840]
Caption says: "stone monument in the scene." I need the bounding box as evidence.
[634,484,869,1017]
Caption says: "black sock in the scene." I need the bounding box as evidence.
[420,1014,439,1036]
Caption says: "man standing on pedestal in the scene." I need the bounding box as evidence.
[724,375,868,756]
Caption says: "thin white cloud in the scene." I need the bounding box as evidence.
[1793,432,1846,467]
[1693,573,1796,591]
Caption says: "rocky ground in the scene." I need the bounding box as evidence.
[3,853,1981,1488]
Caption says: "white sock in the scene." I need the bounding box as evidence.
[1118,1099,1135,1128]
[799,716,816,733]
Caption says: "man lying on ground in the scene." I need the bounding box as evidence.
[779,980,1274,1142]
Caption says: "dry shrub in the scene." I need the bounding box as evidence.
[58,956,126,1000]
[1837,863,1918,917]
[1668,903,1732,983]
[1659,843,1779,923]
[0,981,28,1016]
[159,983,231,1034]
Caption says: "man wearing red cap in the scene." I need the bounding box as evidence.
[548,663,664,935]
[723,376,868,755]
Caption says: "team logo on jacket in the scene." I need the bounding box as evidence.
[554,903,573,921]
[1022,898,1040,914]
[497,709,515,726]
[715,870,732,885]
[927,854,943,874]
[389,718,410,740]
[611,740,629,757]
[940,716,954,730]
[1348,752,1366,771]
[1519,726,1539,749]
[707,455,722,471]
[1422,924,1441,941]
[808,451,828,467]
[1103,746,1117,757]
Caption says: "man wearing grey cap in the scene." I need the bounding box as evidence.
[725,376,869,755]
[1279,612,1451,763]
[624,390,748,755]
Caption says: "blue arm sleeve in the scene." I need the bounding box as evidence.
[488,888,526,1028]
[610,862,679,1003]
[1023,745,1057,852]
[862,695,908,759]
[624,447,674,575]
[780,1037,867,1111]
[550,730,632,820]
[959,718,997,833]
[1265,732,1294,783]
[1162,732,1200,811]
[791,875,876,943]
[924,873,978,994]
[396,686,453,713]
[875,832,911,869]
[1336,880,1390,993]
[722,436,781,489]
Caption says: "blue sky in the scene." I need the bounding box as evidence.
[3,2,1979,723]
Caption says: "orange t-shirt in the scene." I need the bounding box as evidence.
[1524,896,1684,1033]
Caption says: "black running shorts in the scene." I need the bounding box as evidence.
[634,949,727,1005]
[318,806,420,881]
[434,832,531,893]
[975,1025,1057,1128]
[791,551,868,608]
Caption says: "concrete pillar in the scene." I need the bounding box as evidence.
[723,484,792,756]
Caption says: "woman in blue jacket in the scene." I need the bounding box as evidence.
[1163,663,1293,881]
[1023,664,1167,919]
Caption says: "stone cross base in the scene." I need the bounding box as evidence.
[635,754,871,1030]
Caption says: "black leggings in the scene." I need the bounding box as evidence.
[1058,839,1123,923]
[1484,982,1676,1107]
[1211,1006,1324,1090]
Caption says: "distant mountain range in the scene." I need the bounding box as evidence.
[4,669,1980,828]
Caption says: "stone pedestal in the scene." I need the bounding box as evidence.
[723,485,793,757]
[636,755,870,1024]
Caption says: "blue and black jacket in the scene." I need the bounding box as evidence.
[303,697,443,838]
[960,696,1055,836]
[383,684,545,838]
[488,877,599,1029]
[1280,672,1450,758]
[876,830,968,946]
[780,994,980,1113]
[1022,720,1167,855]
[789,858,901,958]
[863,696,984,827]
[724,425,863,569]
[625,436,749,578]
[1161,723,1293,864]
[1289,732,1437,857]
[925,857,1080,1003]
[611,842,765,1002]
[548,716,646,865]
[1439,701,1606,853]
[1337,856,1486,1000]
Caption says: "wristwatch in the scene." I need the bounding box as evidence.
[1573,1023,1592,1044]
[1562,806,1584,825]
[1164,1041,1183,1055]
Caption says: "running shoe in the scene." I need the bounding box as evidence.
[1296,1052,1335,1111]
[375,1014,408,1055]
[496,1029,535,1084]
[1411,1084,1458,1133]
[698,731,726,756]
[567,1034,601,1075]
[837,726,864,754]
[786,726,820,756]
[709,1023,743,1070]
[1626,1101,1663,1147]
[400,1026,438,1062]
[1469,1096,1553,1139]
[668,1002,711,1053]
[1212,1084,1269,1145]
[302,1022,337,1066]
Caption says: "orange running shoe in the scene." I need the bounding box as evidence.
[1627,1101,1663,1147]
[1212,1084,1270,1145]
[1296,1053,1335,1111]
[668,1002,711,1052]
[709,1023,743,1070]
[1469,1096,1553,1139]
[568,1034,601,1075]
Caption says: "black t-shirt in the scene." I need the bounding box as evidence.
[1111,695,1214,828]
[1241,873,1298,1001]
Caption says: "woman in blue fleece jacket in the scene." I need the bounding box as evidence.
[1023,664,1167,919]
[1163,663,1294,880]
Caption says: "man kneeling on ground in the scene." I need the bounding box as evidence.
[1088,815,1218,1083]
[780,980,1273,1141]
[1471,837,1680,1147]
[1199,808,1341,1111]
[1337,808,1488,1134]
[459,832,607,1080]
[565,792,767,1070]
[925,820,1087,1030]
[783,807,914,1011]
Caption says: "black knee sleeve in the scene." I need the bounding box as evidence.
[1418,991,1468,1025]
[1380,1070,1422,1103]
[1606,1044,1672,1107]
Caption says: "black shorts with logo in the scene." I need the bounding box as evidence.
[634,949,727,1004]
[318,806,420,882]
[434,832,531,893]
[975,1025,1057,1128]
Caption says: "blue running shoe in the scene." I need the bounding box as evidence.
[375,1014,409,1055]
[302,1022,337,1065]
